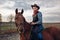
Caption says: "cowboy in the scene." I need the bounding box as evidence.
[30,4,44,40]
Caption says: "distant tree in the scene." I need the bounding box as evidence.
[7,14,14,22]
[0,14,2,28]
[0,14,2,22]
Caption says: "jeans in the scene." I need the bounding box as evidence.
[37,33,43,40]
[31,30,43,40]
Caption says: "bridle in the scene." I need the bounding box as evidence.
[16,21,25,33]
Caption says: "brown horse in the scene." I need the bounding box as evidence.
[15,8,60,40]
[15,8,32,40]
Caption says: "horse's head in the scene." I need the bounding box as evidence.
[15,8,25,32]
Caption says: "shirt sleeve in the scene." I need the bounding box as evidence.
[35,12,42,24]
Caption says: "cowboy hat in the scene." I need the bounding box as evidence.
[31,4,40,9]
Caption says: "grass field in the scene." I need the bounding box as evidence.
[0,22,60,34]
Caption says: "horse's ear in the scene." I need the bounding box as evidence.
[15,8,18,14]
[21,9,24,14]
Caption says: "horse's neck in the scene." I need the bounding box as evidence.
[24,21,32,30]
[24,19,31,27]
[25,22,31,27]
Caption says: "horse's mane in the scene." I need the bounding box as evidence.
[23,16,31,26]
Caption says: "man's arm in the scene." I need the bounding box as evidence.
[35,12,42,24]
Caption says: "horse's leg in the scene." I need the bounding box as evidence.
[23,31,30,40]
[20,33,26,40]
[26,32,31,40]
[20,32,30,40]
[42,31,54,40]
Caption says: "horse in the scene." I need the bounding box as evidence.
[15,8,32,40]
[15,8,60,40]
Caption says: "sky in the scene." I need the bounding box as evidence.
[0,0,60,23]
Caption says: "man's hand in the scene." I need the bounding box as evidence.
[30,22,36,25]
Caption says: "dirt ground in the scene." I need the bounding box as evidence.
[0,33,20,40]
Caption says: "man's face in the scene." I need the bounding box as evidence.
[32,7,38,11]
